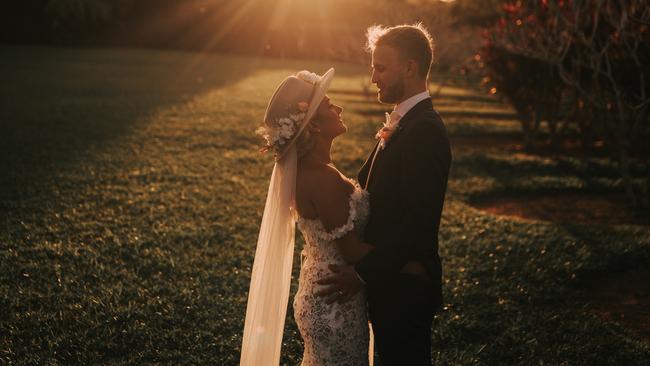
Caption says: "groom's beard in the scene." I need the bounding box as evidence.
[378,79,405,104]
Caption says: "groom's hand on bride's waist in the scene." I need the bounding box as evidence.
[315,264,365,305]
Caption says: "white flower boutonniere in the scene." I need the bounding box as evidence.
[375,111,401,150]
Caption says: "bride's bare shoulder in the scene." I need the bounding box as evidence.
[297,164,350,192]
[296,164,353,217]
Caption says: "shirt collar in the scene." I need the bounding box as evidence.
[394,90,431,119]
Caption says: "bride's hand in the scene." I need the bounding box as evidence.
[314,264,365,304]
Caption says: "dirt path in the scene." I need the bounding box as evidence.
[472,193,649,342]
[472,193,650,227]
[581,270,650,342]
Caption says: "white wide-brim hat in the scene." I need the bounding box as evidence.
[262,68,335,161]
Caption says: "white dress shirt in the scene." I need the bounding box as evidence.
[393,90,431,121]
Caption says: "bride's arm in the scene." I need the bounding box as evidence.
[333,233,373,264]
[309,167,374,264]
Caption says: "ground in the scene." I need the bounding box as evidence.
[580,270,650,342]
[472,192,650,227]
[1,45,649,365]
[471,187,650,344]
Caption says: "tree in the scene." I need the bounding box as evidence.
[480,0,650,206]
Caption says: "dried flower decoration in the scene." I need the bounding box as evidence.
[375,111,401,150]
[256,70,321,156]
[295,71,322,85]
[257,102,309,155]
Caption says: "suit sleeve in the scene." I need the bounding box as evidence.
[355,115,451,284]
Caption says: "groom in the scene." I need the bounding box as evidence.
[317,24,451,365]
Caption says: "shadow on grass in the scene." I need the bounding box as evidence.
[432,94,501,104]
[555,223,650,282]
[435,198,650,364]
[330,91,500,104]
[0,45,286,211]
[450,131,522,143]
[353,106,518,120]
[439,111,518,120]
[452,151,636,194]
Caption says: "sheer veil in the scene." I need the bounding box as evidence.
[240,145,298,366]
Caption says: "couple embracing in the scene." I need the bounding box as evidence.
[240,23,451,366]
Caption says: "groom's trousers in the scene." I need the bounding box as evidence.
[368,273,439,366]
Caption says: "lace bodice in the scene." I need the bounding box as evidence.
[296,181,370,257]
[292,180,372,366]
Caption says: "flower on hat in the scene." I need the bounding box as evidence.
[257,101,309,155]
[296,71,322,85]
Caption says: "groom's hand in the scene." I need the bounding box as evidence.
[315,264,365,304]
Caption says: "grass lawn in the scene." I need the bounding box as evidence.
[1,45,649,365]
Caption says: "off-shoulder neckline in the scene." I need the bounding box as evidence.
[296,179,367,223]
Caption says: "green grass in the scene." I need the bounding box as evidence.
[1,45,648,365]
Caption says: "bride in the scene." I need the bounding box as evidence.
[239,68,375,365]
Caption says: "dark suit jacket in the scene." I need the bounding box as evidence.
[356,97,451,307]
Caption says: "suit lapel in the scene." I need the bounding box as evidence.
[389,98,433,142]
[357,98,434,189]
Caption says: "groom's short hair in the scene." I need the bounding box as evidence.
[365,23,434,80]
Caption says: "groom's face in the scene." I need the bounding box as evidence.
[371,44,406,104]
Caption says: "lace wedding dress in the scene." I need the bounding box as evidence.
[293,180,372,366]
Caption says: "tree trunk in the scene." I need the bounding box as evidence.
[548,115,560,150]
[615,128,637,205]
[518,111,534,150]
[644,161,650,208]
[578,116,594,152]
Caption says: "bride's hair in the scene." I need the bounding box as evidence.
[294,125,317,158]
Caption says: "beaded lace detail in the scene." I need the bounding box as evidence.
[293,180,371,365]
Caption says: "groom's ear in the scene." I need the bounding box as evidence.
[405,59,419,78]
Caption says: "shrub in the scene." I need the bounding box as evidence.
[478,0,650,206]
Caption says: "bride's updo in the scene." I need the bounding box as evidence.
[256,69,334,160]
[292,122,317,158]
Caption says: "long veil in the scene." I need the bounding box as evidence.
[240,146,298,366]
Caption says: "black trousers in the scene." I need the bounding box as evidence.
[367,274,440,366]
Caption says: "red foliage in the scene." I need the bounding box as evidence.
[502,3,521,14]
[478,0,650,204]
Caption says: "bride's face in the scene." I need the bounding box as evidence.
[313,96,346,138]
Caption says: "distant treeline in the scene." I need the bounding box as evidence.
[0,0,482,67]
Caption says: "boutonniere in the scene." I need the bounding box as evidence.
[375,111,401,150]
